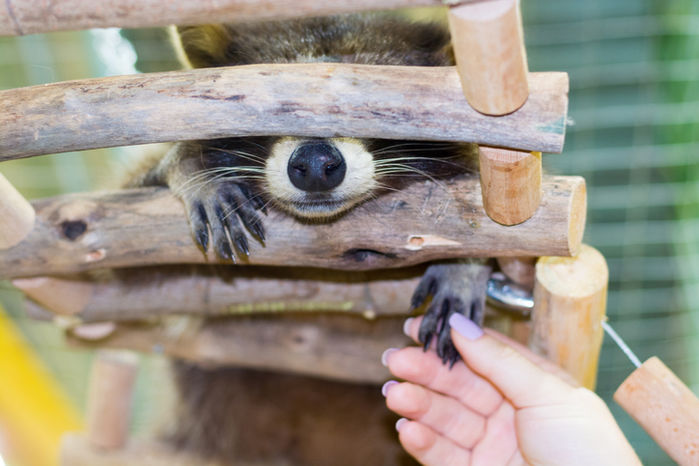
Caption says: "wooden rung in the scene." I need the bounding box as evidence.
[448,0,529,115]
[60,433,220,466]
[2,0,450,36]
[16,268,423,322]
[614,357,699,466]
[85,350,139,451]
[12,277,93,316]
[0,67,569,161]
[0,176,586,278]
[529,244,608,389]
[479,147,542,225]
[0,172,35,249]
[67,316,408,385]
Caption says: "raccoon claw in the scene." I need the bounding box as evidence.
[412,262,490,367]
[182,180,265,261]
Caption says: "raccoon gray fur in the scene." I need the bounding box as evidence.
[128,14,492,464]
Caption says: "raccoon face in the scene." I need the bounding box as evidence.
[265,137,376,219]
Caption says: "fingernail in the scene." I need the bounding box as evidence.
[403,317,414,337]
[382,380,399,397]
[448,313,484,341]
[395,418,408,432]
[381,348,398,367]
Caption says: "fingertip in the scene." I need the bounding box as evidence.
[403,317,415,337]
[448,313,483,341]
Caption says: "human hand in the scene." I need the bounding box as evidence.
[381,314,641,466]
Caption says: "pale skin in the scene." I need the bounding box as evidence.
[382,314,642,466]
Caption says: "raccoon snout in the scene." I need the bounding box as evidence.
[287,142,346,192]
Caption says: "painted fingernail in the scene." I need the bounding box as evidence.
[395,418,408,432]
[381,348,398,367]
[403,317,414,337]
[448,313,484,341]
[382,380,399,397]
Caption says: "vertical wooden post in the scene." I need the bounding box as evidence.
[0,172,35,249]
[85,350,139,451]
[479,147,542,225]
[529,245,608,389]
[447,0,529,115]
[614,357,699,466]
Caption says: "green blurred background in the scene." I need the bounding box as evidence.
[1,0,698,464]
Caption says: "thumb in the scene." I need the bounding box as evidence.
[448,313,573,408]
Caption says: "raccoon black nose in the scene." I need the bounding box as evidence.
[288,142,346,192]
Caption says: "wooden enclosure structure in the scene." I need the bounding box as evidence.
[0,0,628,464]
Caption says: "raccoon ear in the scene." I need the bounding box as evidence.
[173,25,234,68]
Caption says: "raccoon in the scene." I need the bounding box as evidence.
[130,14,492,464]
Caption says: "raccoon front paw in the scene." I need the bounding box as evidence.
[182,180,266,261]
[410,262,491,367]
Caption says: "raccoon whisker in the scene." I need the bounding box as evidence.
[175,168,259,194]
[374,165,450,192]
[371,142,456,153]
[209,148,267,164]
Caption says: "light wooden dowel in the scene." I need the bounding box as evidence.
[530,245,608,389]
[448,0,529,115]
[85,351,139,451]
[67,316,409,384]
[15,267,423,322]
[614,357,699,466]
[0,172,35,249]
[1,0,455,36]
[60,434,220,466]
[0,66,568,161]
[479,147,542,225]
[496,256,536,288]
[0,176,586,278]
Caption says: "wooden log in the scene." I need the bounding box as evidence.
[479,147,542,225]
[0,172,35,249]
[1,0,454,36]
[85,351,139,450]
[66,316,409,384]
[529,245,608,389]
[0,176,587,278]
[447,0,529,115]
[614,357,699,466]
[60,433,220,466]
[15,267,423,322]
[0,66,568,161]
[12,277,93,315]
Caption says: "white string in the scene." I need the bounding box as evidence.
[602,320,642,368]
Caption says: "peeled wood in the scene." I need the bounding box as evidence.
[66,317,409,384]
[530,245,608,389]
[614,357,699,466]
[60,434,220,466]
[0,172,35,249]
[479,147,542,225]
[0,176,586,279]
[0,66,569,161]
[16,268,422,322]
[1,0,452,36]
[447,0,529,115]
[85,351,139,450]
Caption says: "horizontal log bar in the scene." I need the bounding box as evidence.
[0,175,586,278]
[66,316,408,384]
[0,65,568,161]
[61,434,220,466]
[2,0,449,36]
[13,267,423,322]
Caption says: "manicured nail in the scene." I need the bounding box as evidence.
[395,418,408,432]
[403,317,414,337]
[381,348,398,367]
[382,380,399,397]
[448,313,484,341]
